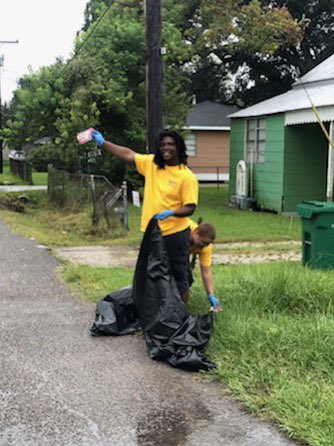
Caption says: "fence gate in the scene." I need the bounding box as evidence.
[48,166,129,230]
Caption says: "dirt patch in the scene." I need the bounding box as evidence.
[54,245,139,267]
[54,241,301,268]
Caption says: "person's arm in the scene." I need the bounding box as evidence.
[200,265,214,295]
[155,204,196,220]
[201,264,222,312]
[174,203,196,217]
[92,130,135,165]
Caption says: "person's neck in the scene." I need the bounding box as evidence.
[165,159,180,166]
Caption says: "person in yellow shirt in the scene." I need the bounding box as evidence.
[189,219,222,312]
[92,128,199,304]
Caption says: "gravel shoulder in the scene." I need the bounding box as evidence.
[54,241,301,268]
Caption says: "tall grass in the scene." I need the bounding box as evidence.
[189,262,334,446]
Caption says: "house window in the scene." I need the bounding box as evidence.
[245,118,266,163]
[185,133,197,157]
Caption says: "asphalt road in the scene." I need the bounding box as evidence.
[0,218,298,446]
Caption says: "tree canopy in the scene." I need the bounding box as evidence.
[3,0,327,180]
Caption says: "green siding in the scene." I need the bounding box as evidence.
[229,114,285,212]
[254,115,285,211]
[283,123,328,212]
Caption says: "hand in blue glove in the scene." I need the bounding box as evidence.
[92,130,105,147]
[208,293,222,312]
[154,210,175,220]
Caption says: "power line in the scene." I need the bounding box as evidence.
[54,3,113,83]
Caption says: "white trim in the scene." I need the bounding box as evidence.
[184,126,230,131]
[285,106,334,125]
[195,173,229,181]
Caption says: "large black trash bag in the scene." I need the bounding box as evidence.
[133,219,216,372]
[90,219,216,371]
[90,286,141,336]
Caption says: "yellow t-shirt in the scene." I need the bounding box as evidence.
[134,154,198,236]
[188,219,213,267]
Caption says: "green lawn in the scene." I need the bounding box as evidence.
[0,185,301,247]
[0,163,48,186]
[193,186,300,242]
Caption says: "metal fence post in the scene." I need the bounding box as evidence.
[90,175,98,225]
[122,180,129,230]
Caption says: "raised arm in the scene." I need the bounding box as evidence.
[92,130,136,165]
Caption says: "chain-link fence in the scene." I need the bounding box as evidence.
[47,166,128,230]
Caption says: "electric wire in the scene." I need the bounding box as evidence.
[53,1,113,82]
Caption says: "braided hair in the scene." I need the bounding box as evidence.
[153,129,188,169]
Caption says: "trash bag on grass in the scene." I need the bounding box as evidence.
[90,219,216,371]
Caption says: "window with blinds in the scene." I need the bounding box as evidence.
[185,133,197,157]
[245,118,266,163]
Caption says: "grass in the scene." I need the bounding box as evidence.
[0,163,48,186]
[0,191,142,247]
[193,186,300,242]
[201,262,334,446]
[0,185,301,248]
[61,260,334,446]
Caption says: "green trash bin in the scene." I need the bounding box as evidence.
[297,200,334,269]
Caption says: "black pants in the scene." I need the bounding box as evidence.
[163,227,190,295]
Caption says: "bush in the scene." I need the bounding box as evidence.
[0,194,26,212]
[27,145,62,172]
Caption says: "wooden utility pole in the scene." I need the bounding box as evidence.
[0,40,19,173]
[144,0,163,154]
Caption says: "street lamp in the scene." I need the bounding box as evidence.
[0,39,19,173]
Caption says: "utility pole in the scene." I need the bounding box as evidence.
[0,40,19,173]
[144,0,163,154]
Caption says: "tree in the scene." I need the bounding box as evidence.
[3,0,192,179]
[186,0,307,105]
[208,0,334,106]
[2,0,310,180]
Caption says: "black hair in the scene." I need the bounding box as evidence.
[153,129,188,168]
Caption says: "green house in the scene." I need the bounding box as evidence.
[228,54,334,213]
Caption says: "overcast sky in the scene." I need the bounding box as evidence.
[0,0,88,103]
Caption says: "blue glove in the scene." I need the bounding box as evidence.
[92,130,105,147]
[208,293,220,309]
[154,210,175,220]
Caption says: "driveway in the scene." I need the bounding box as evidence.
[0,218,298,446]
[0,185,47,192]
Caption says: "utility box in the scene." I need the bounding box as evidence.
[297,200,334,269]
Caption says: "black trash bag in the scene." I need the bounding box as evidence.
[90,286,141,336]
[90,219,216,372]
[133,219,216,372]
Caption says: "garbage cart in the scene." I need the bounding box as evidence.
[297,200,334,269]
